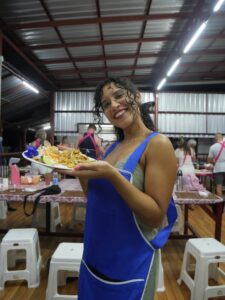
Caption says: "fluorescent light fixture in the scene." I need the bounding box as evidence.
[22,81,39,94]
[183,20,208,54]
[214,0,225,12]
[166,58,181,77]
[43,125,51,130]
[157,78,167,91]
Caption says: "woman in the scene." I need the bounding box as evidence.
[30,129,52,175]
[58,77,177,299]
[175,137,195,175]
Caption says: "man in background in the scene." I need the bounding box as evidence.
[208,133,225,197]
[75,124,104,159]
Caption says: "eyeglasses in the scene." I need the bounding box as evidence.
[101,89,127,111]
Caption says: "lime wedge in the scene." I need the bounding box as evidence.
[42,155,56,166]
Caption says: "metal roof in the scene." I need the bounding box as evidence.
[0,0,225,128]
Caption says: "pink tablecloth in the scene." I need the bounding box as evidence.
[0,179,87,205]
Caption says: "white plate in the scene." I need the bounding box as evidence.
[22,151,95,170]
[22,152,72,170]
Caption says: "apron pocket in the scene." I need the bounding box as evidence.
[78,260,145,300]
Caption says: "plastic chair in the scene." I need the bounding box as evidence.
[156,249,165,292]
[32,202,61,232]
[178,238,225,300]
[0,201,8,219]
[0,228,42,289]
[46,242,83,300]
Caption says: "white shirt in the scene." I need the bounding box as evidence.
[208,142,225,173]
[175,148,195,176]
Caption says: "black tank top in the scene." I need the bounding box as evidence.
[78,133,97,159]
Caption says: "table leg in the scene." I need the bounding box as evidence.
[214,202,224,241]
[46,202,51,233]
[184,204,189,234]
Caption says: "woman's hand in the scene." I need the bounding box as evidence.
[56,161,117,180]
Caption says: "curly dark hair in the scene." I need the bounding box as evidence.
[93,77,155,140]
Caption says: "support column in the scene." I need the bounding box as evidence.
[50,92,54,145]
[154,92,159,131]
[0,30,4,172]
[0,29,3,124]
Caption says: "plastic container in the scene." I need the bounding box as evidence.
[176,169,183,192]
[10,165,20,186]
[52,172,59,185]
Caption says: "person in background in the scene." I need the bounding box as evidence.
[30,129,52,176]
[187,139,197,162]
[57,77,177,300]
[0,123,16,211]
[0,123,3,168]
[58,136,71,148]
[175,137,195,175]
[208,133,225,198]
[75,123,104,159]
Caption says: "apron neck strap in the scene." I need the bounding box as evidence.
[102,141,119,159]
[123,132,158,173]
[102,131,158,174]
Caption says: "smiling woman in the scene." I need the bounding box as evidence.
[57,77,177,300]
[94,78,156,143]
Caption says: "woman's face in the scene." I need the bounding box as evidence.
[101,82,140,129]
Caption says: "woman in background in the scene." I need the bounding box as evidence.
[57,77,177,300]
[175,137,195,175]
[58,136,71,148]
[30,129,52,176]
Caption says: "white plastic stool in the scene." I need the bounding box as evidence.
[156,249,165,292]
[32,202,61,232]
[0,228,42,289]
[172,204,184,234]
[178,238,225,300]
[162,204,183,235]
[0,201,8,219]
[70,205,86,229]
[46,242,83,300]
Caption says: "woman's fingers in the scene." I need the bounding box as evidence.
[56,161,114,180]
[75,161,109,170]
[74,162,99,170]
[54,168,74,176]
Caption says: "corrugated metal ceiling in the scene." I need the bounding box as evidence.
[0,0,225,129]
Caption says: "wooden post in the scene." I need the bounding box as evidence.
[0,29,3,125]
[154,92,159,130]
[50,92,54,145]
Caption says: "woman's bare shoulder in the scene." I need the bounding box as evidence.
[149,133,173,149]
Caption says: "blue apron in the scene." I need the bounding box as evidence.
[78,132,177,299]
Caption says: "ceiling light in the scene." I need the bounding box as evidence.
[214,0,225,12]
[22,81,39,94]
[43,125,51,130]
[166,58,181,77]
[157,78,167,91]
[183,20,208,54]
